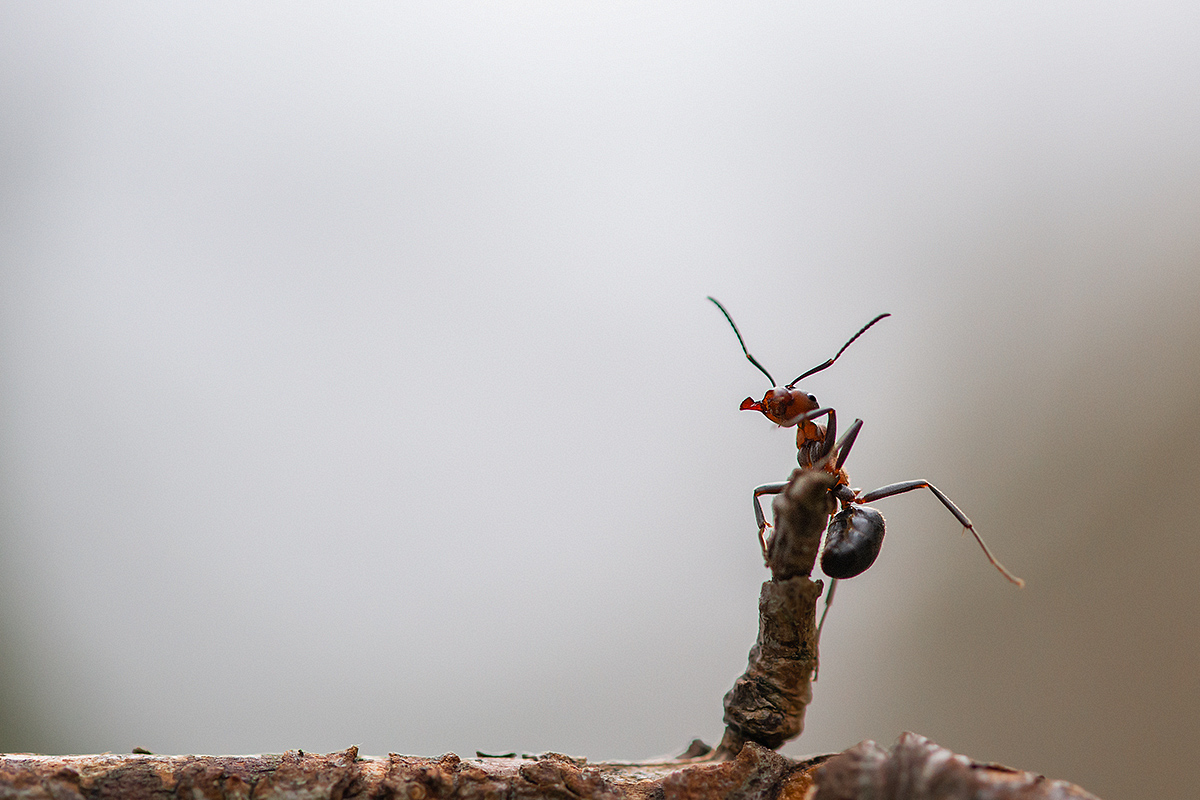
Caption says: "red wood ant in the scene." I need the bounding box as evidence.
[708,297,1024,595]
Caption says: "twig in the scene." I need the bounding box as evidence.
[716,468,837,757]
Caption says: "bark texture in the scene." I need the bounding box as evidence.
[0,742,823,800]
[717,469,837,757]
[813,733,1102,800]
[0,735,1101,800]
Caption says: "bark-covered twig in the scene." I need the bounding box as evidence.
[716,468,837,758]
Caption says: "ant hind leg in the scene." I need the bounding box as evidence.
[812,577,838,681]
[855,480,1024,586]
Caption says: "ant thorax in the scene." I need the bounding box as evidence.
[796,431,828,469]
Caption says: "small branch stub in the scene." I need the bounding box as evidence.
[813,732,1102,800]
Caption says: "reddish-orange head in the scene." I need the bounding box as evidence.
[739,387,819,427]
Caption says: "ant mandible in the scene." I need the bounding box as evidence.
[708,296,1024,591]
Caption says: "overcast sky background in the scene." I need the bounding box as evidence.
[3,4,1200,799]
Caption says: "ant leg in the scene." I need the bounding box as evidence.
[855,481,1025,587]
[820,409,837,460]
[816,577,837,645]
[753,482,788,561]
[831,418,864,470]
[789,407,839,461]
[785,406,832,427]
[812,577,838,681]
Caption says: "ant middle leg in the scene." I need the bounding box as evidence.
[855,480,1025,586]
[753,482,789,560]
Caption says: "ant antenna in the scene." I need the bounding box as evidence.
[787,313,890,387]
[708,296,775,386]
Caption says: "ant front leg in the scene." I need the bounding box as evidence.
[804,415,863,483]
[752,482,789,561]
[831,418,863,471]
[789,407,837,464]
[856,480,1025,586]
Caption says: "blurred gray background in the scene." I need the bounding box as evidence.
[2,4,1198,798]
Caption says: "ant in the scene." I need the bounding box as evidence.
[708,297,1024,600]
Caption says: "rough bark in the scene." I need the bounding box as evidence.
[0,735,1101,800]
[812,733,1102,800]
[717,469,837,757]
[0,742,824,800]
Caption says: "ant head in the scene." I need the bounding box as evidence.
[740,387,819,427]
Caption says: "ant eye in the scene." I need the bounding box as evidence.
[807,394,817,404]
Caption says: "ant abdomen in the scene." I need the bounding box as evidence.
[820,505,886,579]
